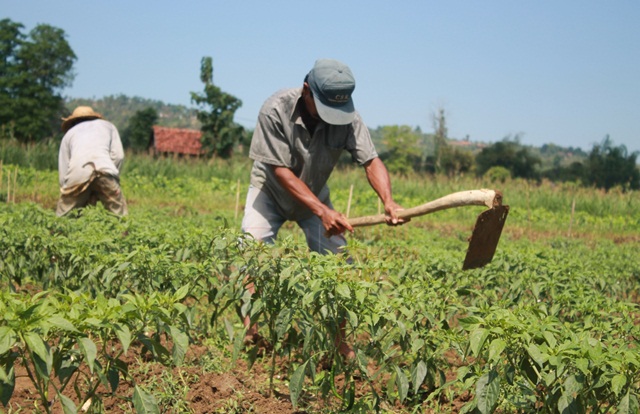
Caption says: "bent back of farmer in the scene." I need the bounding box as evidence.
[56,106,128,217]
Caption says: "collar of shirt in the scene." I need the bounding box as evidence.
[290,90,322,135]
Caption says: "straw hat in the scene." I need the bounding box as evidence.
[61,106,103,132]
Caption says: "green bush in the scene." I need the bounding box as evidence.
[484,166,511,183]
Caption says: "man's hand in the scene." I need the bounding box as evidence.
[320,207,354,236]
[384,201,410,226]
[272,165,354,236]
[363,157,410,227]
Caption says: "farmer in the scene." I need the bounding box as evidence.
[56,106,128,217]
[241,58,408,357]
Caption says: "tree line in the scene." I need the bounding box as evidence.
[1,18,638,191]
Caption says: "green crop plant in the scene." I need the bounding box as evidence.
[0,286,192,413]
[1,152,639,413]
[455,303,640,413]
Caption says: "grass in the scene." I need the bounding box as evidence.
[2,139,639,241]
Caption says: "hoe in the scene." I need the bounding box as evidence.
[348,189,509,270]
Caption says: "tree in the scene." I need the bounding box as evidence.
[190,56,243,158]
[378,125,423,175]
[584,136,639,191]
[541,161,585,183]
[0,19,23,136]
[475,137,541,180]
[432,108,448,172]
[0,19,76,141]
[439,146,474,176]
[122,107,158,151]
[425,108,473,176]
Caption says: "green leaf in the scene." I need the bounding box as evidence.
[58,392,78,414]
[456,366,471,382]
[458,315,484,328]
[232,327,245,367]
[133,385,160,414]
[93,360,111,390]
[169,325,189,366]
[558,393,579,414]
[617,390,639,414]
[224,318,235,343]
[23,332,52,378]
[83,317,103,327]
[411,338,425,354]
[47,316,80,333]
[470,328,490,357]
[488,338,507,363]
[355,349,368,377]
[289,360,308,409]
[173,284,190,301]
[411,360,428,395]
[336,284,351,299]
[107,363,120,393]
[78,337,97,374]
[346,310,358,328]
[114,324,132,354]
[543,331,557,348]
[564,374,584,395]
[23,332,48,362]
[475,370,500,414]
[575,358,589,375]
[527,343,548,367]
[0,366,15,407]
[611,374,627,397]
[0,327,17,355]
[275,308,294,341]
[460,400,477,414]
[394,365,409,403]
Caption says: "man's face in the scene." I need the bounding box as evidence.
[302,83,321,120]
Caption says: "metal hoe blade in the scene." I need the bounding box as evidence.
[462,205,510,270]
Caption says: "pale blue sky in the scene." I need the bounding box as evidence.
[4,1,639,153]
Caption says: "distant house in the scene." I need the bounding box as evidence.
[151,126,204,156]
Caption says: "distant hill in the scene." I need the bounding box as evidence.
[64,95,589,170]
[66,95,201,132]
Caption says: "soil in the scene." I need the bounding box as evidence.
[7,341,299,413]
[4,339,471,413]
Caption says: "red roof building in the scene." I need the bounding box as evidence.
[151,126,204,156]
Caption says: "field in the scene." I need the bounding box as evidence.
[1,152,639,413]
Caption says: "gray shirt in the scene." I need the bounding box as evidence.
[249,88,378,221]
[58,119,124,189]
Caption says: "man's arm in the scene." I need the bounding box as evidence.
[363,157,408,225]
[272,165,353,235]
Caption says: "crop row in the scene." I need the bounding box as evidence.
[1,202,639,412]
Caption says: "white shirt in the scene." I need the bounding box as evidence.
[58,119,124,189]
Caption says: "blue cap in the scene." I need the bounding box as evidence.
[307,59,356,125]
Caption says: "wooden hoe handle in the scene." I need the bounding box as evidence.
[347,189,503,228]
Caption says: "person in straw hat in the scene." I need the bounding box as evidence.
[56,106,128,216]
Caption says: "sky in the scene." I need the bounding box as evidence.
[3,1,639,153]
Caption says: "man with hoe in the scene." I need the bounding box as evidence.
[241,58,408,357]
[56,106,128,217]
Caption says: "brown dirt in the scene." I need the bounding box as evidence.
[4,337,476,413]
[6,340,303,414]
